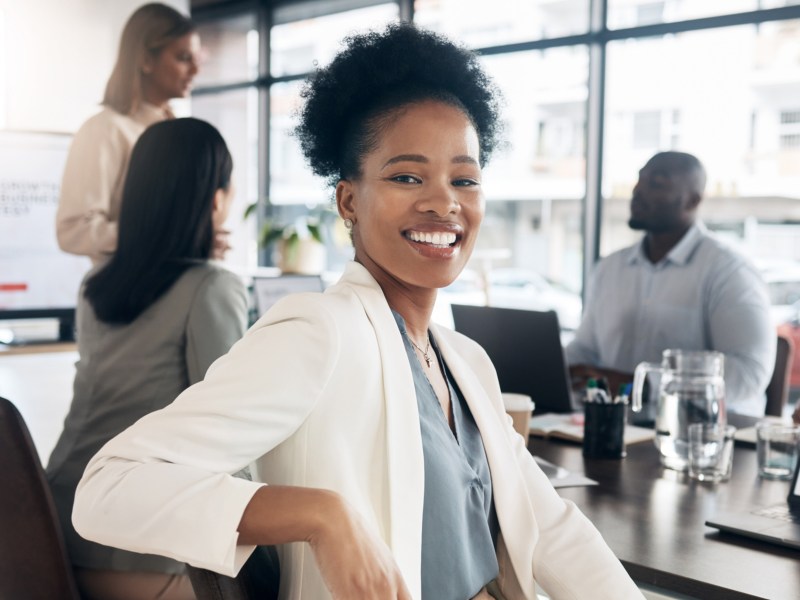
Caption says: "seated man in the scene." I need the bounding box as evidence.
[566,151,775,416]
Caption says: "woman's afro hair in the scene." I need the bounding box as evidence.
[295,22,503,186]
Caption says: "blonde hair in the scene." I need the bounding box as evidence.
[103,3,195,115]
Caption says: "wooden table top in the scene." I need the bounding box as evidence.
[529,431,800,600]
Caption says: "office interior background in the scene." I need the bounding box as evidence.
[3,0,800,360]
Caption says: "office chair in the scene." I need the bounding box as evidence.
[186,543,280,600]
[765,335,794,417]
[0,396,81,599]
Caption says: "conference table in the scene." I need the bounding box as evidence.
[528,418,800,600]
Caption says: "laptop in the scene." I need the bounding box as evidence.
[450,304,575,414]
[252,275,325,318]
[705,457,800,550]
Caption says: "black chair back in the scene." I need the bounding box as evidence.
[186,540,280,599]
[765,335,794,417]
[0,396,80,599]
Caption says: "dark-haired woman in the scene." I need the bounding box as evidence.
[74,24,643,599]
[47,118,247,600]
[56,3,199,263]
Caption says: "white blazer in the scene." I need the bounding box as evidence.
[74,261,643,600]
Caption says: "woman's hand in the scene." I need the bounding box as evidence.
[310,493,412,600]
[238,486,411,599]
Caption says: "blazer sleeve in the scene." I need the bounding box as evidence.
[185,268,249,385]
[72,294,341,576]
[463,342,644,599]
[56,115,123,258]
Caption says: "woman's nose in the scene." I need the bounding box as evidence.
[419,181,459,216]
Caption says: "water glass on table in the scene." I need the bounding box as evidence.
[756,422,800,480]
[687,423,736,483]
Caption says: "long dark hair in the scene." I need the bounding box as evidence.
[84,118,233,324]
[103,3,195,114]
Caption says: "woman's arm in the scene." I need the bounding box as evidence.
[73,293,410,598]
[239,486,411,599]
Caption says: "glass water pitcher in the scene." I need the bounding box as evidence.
[632,349,727,471]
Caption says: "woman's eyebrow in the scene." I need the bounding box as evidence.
[382,154,428,168]
[382,154,479,168]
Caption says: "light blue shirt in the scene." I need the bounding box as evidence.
[392,311,499,600]
[566,222,775,416]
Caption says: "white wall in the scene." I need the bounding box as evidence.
[0,0,188,133]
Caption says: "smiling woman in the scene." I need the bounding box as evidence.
[72,23,644,600]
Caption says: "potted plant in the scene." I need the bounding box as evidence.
[244,199,332,275]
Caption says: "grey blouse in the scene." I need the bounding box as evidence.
[46,263,248,573]
[393,311,499,600]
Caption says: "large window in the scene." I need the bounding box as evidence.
[191,0,800,332]
[602,21,800,307]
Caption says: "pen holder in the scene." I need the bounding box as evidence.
[583,402,627,459]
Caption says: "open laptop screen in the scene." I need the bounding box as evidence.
[451,304,574,414]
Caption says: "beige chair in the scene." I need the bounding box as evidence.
[765,335,794,417]
[0,396,81,599]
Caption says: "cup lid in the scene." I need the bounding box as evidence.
[501,392,535,411]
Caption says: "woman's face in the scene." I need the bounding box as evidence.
[337,100,484,293]
[142,32,200,103]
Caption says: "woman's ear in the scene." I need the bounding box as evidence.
[211,187,227,228]
[336,179,356,222]
[140,55,154,76]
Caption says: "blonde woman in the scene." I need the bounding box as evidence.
[56,3,198,263]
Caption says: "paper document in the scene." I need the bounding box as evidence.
[533,456,597,488]
[529,412,655,445]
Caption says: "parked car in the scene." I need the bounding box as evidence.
[436,268,583,331]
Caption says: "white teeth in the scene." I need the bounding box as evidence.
[408,230,457,246]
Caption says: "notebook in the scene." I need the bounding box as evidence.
[705,456,800,550]
[451,305,575,414]
[252,275,325,318]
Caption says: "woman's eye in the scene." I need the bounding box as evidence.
[389,175,421,184]
[453,178,480,187]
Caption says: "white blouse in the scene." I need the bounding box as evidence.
[56,102,169,263]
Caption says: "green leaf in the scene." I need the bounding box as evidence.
[307,223,323,244]
[243,202,258,220]
[285,231,300,264]
[260,224,285,247]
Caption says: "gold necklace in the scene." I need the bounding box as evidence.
[406,332,432,368]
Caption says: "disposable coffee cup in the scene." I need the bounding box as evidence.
[502,393,535,440]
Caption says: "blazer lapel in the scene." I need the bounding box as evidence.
[341,263,425,599]
[433,325,538,600]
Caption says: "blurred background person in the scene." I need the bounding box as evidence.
[47,118,247,600]
[567,151,774,417]
[56,2,198,264]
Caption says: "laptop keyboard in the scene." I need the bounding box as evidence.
[752,505,799,523]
